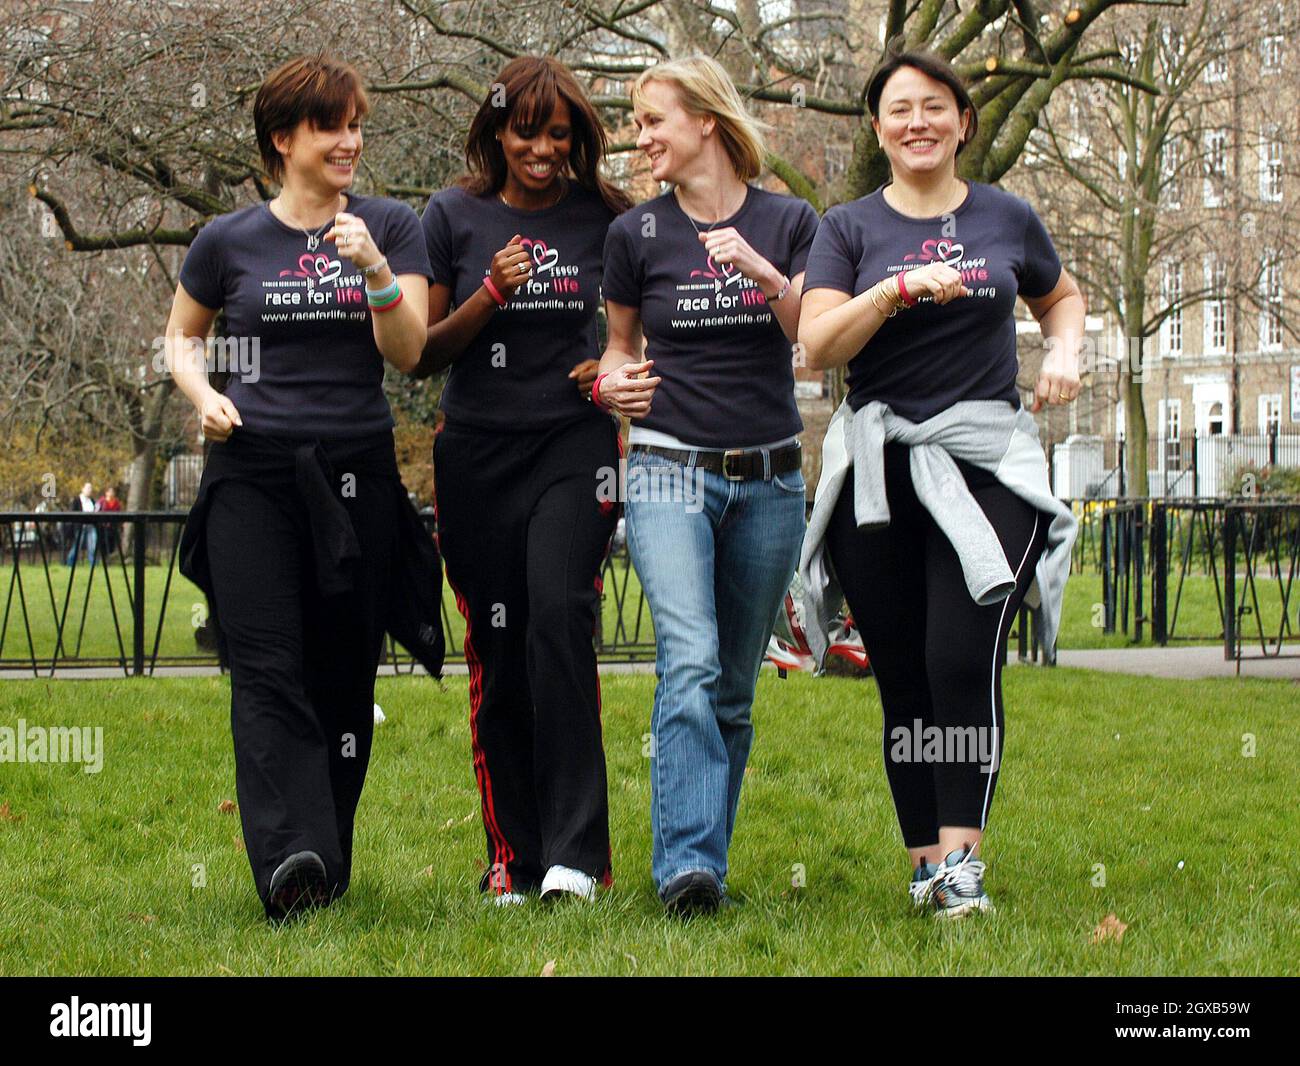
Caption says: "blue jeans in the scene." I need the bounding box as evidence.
[624,447,806,894]
[65,525,97,568]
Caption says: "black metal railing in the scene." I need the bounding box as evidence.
[0,511,656,676]
[1067,497,1299,662]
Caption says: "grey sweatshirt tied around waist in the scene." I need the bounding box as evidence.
[799,399,1077,672]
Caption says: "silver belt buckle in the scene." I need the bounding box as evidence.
[722,449,747,481]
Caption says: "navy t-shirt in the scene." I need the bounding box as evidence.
[602,186,819,448]
[178,193,432,438]
[421,183,616,432]
[802,181,1062,422]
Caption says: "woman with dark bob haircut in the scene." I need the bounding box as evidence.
[799,47,1082,919]
[414,56,631,906]
[169,53,443,921]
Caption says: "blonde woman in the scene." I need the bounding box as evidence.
[597,55,818,914]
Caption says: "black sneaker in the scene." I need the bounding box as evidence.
[660,869,723,916]
[266,851,329,921]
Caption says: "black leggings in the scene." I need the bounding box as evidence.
[434,414,620,893]
[826,442,1048,849]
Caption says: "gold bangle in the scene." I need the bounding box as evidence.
[868,282,898,318]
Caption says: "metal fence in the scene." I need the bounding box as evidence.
[1066,497,1299,662]
[1051,432,1300,499]
[7,499,1296,676]
[0,511,655,676]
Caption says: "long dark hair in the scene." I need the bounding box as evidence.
[459,56,631,216]
[865,45,978,159]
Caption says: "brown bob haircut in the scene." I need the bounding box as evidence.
[865,45,978,158]
[460,56,631,217]
[254,53,370,183]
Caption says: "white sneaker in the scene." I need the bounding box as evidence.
[909,859,942,910]
[485,891,528,907]
[540,865,597,902]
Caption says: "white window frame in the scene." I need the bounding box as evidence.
[1203,129,1227,206]
[1160,261,1184,355]
[1258,394,1282,434]
[1260,254,1283,351]
[1203,255,1228,355]
[1259,126,1283,202]
[1261,35,1284,73]
[1204,38,1229,83]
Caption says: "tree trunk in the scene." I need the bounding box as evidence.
[1124,336,1149,498]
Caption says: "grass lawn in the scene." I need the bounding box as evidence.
[0,669,1295,976]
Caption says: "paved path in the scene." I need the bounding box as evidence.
[1049,646,1300,680]
[4,649,1298,681]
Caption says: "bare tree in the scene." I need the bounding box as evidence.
[0,0,1178,506]
[1017,2,1300,493]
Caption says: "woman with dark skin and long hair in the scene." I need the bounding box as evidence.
[413,56,631,905]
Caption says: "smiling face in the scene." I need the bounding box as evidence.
[273,100,363,194]
[499,96,571,196]
[873,66,970,178]
[633,79,709,185]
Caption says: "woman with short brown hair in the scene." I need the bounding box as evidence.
[168,52,441,921]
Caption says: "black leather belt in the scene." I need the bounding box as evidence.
[631,441,802,482]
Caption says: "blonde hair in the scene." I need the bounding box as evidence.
[631,55,768,182]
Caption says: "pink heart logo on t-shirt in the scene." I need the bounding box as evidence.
[522,238,559,274]
[314,255,342,284]
[935,240,965,267]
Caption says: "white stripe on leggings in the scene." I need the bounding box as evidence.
[980,511,1041,830]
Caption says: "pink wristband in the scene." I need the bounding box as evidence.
[896,270,916,307]
[592,372,610,409]
[482,276,507,307]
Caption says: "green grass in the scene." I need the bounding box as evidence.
[0,670,1295,975]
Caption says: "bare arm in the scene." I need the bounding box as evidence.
[1023,267,1086,411]
[163,284,242,442]
[410,281,500,379]
[595,300,660,419]
[410,234,534,380]
[798,263,968,371]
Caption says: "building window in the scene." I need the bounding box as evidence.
[1259,126,1283,202]
[1204,255,1228,354]
[1207,401,1225,435]
[1160,138,1182,208]
[1260,254,1283,351]
[1161,398,1183,467]
[1259,394,1282,434]
[1262,3,1285,74]
[1203,129,1227,206]
[1066,99,1090,159]
[824,141,850,184]
[1160,261,1183,355]
[1261,35,1284,72]
[1204,35,1229,83]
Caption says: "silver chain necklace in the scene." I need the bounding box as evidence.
[677,184,744,237]
[275,195,342,251]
